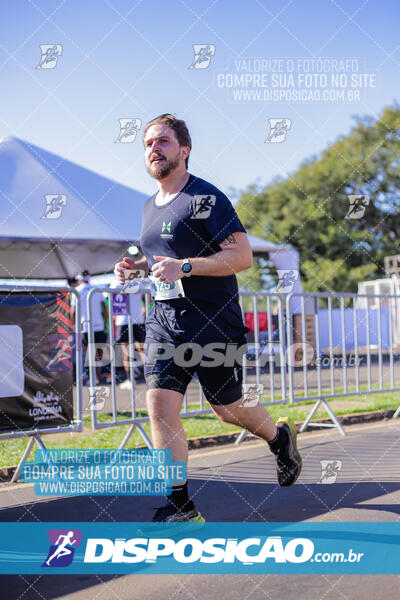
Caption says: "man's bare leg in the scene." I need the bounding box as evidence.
[145,388,203,521]
[211,398,277,441]
[211,397,302,487]
[146,388,187,463]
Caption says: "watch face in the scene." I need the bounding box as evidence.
[182,262,192,273]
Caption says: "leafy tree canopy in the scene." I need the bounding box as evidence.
[236,105,400,293]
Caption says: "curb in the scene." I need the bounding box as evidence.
[1,409,396,483]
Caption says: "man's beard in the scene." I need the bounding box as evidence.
[146,152,180,180]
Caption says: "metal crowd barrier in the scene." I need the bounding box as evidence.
[86,288,287,448]
[5,284,397,482]
[86,286,153,449]
[286,291,400,435]
[235,291,287,443]
[85,286,400,446]
[0,285,83,481]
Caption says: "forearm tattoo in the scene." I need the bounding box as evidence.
[221,234,237,246]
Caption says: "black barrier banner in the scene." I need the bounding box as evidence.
[0,292,74,433]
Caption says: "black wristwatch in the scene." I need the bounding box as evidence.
[181,258,192,277]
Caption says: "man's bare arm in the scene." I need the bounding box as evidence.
[189,232,253,276]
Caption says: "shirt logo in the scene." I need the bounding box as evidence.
[161,221,173,239]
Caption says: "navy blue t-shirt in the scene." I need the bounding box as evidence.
[140,174,249,344]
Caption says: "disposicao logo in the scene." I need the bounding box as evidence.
[83,536,315,564]
[42,529,82,567]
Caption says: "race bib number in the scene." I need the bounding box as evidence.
[148,274,185,301]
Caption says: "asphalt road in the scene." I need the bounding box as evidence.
[0,420,399,599]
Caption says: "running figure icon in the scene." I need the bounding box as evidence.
[45,531,77,566]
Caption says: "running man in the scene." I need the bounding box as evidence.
[114,114,302,523]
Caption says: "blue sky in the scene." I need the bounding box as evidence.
[0,0,399,199]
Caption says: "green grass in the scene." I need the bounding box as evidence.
[0,390,398,467]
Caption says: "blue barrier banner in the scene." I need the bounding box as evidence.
[0,522,399,574]
[20,449,186,496]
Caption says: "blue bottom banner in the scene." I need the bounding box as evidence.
[0,522,399,574]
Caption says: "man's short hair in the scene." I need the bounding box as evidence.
[143,113,192,168]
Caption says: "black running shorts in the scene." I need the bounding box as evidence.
[143,335,247,405]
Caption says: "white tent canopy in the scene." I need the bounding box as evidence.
[246,234,283,253]
[0,137,148,278]
[0,137,302,288]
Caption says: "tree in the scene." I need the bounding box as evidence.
[236,105,400,293]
